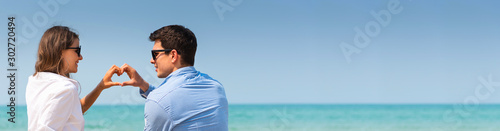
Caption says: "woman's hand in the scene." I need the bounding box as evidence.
[81,65,122,114]
[100,65,122,90]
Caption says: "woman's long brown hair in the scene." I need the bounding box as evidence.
[34,26,79,77]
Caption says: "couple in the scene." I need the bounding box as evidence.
[25,25,228,131]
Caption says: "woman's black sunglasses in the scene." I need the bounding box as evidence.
[67,46,81,57]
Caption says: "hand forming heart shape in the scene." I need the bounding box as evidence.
[101,63,147,90]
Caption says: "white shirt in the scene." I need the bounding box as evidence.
[26,72,85,131]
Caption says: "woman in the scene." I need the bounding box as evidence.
[26,26,121,131]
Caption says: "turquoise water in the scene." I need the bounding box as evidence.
[2,104,500,131]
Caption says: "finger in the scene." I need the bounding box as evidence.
[121,63,136,73]
[105,82,121,87]
[107,66,120,77]
[120,63,129,75]
[108,64,117,70]
[106,65,114,75]
[120,64,136,79]
[121,80,135,86]
[111,65,123,76]
[109,82,121,86]
[106,66,123,81]
[114,66,123,76]
[109,65,117,72]
[120,63,128,67]
[104,65,116,80]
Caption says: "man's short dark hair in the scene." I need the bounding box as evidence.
[149,25,197,66]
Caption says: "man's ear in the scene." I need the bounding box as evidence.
[171,50,178,63]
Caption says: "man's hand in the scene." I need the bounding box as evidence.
[120,63,149,92]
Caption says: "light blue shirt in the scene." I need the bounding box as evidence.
[140,66,228,131]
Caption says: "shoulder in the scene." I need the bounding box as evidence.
[51,80,78,91]
[30,72,79,92]
[39,73,79,96]
[195,72,224,88]
[180,72,227,99]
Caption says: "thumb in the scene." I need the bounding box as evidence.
[109,82,121,86]
[121,80,135,87]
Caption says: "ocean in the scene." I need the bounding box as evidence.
[2,104,500,131]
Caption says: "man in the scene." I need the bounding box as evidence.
[119,25,228,131]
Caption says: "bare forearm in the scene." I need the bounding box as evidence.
[80,80,105,114]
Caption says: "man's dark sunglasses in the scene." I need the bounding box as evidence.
[67,46,81,57]
[151,49,181,61]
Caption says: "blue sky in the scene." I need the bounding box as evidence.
[1,0,500,105]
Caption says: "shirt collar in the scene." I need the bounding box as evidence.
[169,66,197,77]
[158,66,197,86]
